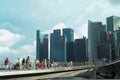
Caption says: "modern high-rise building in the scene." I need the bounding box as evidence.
[74,37,88,62]
[97,42,111,61]
[36,30,40,60]
[106,16,120,60]
[117,28,120,58]
[63,28,74,42]
[36,30,48,61]
[40,34,49,61]
[100,25,107,42]
[107,16,120,32]
[88,20,102,61]
[55,36,67,62]
[63,28,74,62]
[50,29,66,62]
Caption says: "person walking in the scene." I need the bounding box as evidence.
[5,58,10,70]
[16,58,20,70]
[26,56,30,69]
[22,58,26,70]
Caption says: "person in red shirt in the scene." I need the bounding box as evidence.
[5,58,9,70]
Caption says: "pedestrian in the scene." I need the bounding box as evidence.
[16,58,20,70]
[26,56,30,65]
[35,59,40,69]
[5,58,10,70]
[26,56,30,69]
[22,58,26,70]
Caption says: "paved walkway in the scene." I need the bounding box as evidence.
[8,69,89,80]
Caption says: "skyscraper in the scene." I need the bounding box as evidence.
[36,30,49,61]
[40,34,49,61]
[107,16,120,32]
[107,16,120,60]
[36,30,40,60]
[100,25,107,42]
[74,37,88,62]
[63,28,74,42]
[63,28,74,62]
[117,28,120,58]
[50,29,66,62]
[88,20,102,61]
[97,42,111,61]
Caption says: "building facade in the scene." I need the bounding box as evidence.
[63,28,74,42]
[36,30,40,60]
[74,37,88,62]
[107,16,120,60]
[50,29,66,62]
[88,20,102,61]
[40,34,49,61]
[107,16,120,32]
[36,30,48,61]
[63,28,74,62]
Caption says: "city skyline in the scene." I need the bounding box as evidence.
[0,0,120,61]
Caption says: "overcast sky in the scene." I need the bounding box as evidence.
[0,0,120,62]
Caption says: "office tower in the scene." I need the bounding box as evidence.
[36,30,40,60]
[97,42,111,61]
[109,33,116,60]
[107,16,120,32]
[63,28,74,62]
[100,25,107,42]
[66,42,74,62]
[55,36,67,62]
[50,29,66,62]
[74,37,88,62]
[88,20,102,61]
[117,28,120,58]
[97,24,112,61]
[36,30,48,61]
[107,16,120,60]
[63,28,74,42]
[101,25,107,32]
[40,34,48,61]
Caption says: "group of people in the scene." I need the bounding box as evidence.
[14,56,31,70]
[35,58,47,69]
[4,57,73,70]
[4,56,31,70]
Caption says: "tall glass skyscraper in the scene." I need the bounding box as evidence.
[63,28,74,62]
[50,29,66,62]
[107,16,120,60]
[36,30,40,60]
[107,16,120,32]
[88,20,102,61]
[40,34,48,61]
[74,37,88,62]
[36,30,48,61]
[63,28,74,42]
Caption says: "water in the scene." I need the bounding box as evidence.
[37,77,85,80]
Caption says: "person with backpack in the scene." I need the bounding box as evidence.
[26,56,30,69]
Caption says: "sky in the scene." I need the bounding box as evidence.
[0,0,120,62]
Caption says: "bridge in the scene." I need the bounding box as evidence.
[96,59,120,79]
[0,60,120,79]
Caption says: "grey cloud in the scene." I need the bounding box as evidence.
[108,0,120,5]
